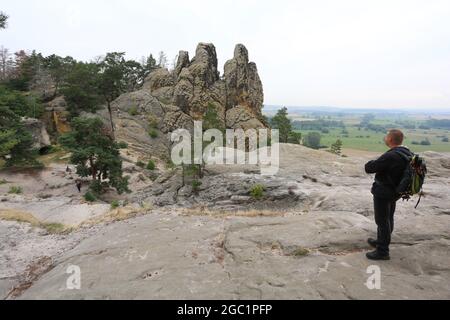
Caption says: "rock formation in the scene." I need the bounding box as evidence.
[143,43,266,129]
[21,118,51,150]
[105,43,267,160]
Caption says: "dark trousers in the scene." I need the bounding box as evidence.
[373,196,397,255]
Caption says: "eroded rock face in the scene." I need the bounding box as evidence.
[143,43,266,129]
[224,44,264,113]
[107,43,266,161]
[21,118,51,150]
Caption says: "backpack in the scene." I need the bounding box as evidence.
[394,149,428,208]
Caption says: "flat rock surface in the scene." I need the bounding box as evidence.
[1,144,449,300]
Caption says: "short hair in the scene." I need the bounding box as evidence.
[387,129,404,145]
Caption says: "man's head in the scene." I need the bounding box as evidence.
[384,129,404,148]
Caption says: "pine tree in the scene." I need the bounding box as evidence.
[59,117,130,194]
[331,139,343,156]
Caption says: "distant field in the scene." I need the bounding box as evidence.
[283,112,450,153]
[294,127,450,153]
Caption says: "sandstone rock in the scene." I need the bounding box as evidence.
[22,118,51,150]
[141,43,265,129]
[43,96,71,137]
[224,44,264,113]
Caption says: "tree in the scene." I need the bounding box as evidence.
[287,132,302,145]
[0,105,37,167]
[6,50,44,91]
[304,132,322,149]
[0,12,8,29]
[157,51,168,69]
[61,62,102,116]
[43,54,75,96]
[271,107,293,143]
[0,46,13,81]
[97,52,130,137]
[0,85,43,118]
[330,139,343,156]
[59,117,130,194]
[140,54,157,80]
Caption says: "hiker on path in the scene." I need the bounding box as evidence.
[76,180,82,193]
[364,129,412,261]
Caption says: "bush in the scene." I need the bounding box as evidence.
[147,160,156,171]
[110,200,120,209]
[192,180,202,195]
[128,106,138,116]
[8,186,23,194]
[89,180,104,195]
[84,191,97,202]
[303,132,322,150]
[250,184,266,200]
[149,129,158,139]
[420,139,431,146]
[147,114,159,129]
[136,161,145,168]
[442,137,449,143]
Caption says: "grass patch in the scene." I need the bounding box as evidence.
[110,200,120,210]
[291,248,310,257]
[146,160,156,171]
[136,161,145,168]
[0,209,71,235]
[84,191,97,202]
[149,129,159,139]
[128,106,139,116]
[8,186,23,194]
[250,184,266,200]
[181,207,286,218]
[80,206,148,227]
[0,179,9,185]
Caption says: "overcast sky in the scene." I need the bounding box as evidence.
[1,0,450,110]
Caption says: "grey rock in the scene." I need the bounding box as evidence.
[22,118,51,150]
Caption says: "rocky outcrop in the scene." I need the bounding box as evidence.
[143,43,266,129]
[21,118,51,150]
[43,96,71,140]
[106,43,266,161]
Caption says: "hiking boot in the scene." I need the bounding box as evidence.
[368,238,378,248]
[366,250,390,261]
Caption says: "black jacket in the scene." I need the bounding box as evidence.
[365,146,412,200]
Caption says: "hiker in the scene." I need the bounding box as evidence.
[76,180,82,193]
[364,129,412,261]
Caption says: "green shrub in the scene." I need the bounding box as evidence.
[149,129,158,139]
[110,200,120,209]
[136,161,145,168]
[128,106,139,116]
[250,184,265,200]
[43,223,67,235]
[8,186,23,194]
[147,160,156,171]
[147,114,159,129]
[192,180,202,194]
[0,179,8,185]
[89,180,104,195]
[84,191,97,202]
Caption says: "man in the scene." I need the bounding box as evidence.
[76,180,82,193]
[365,129,412,261]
